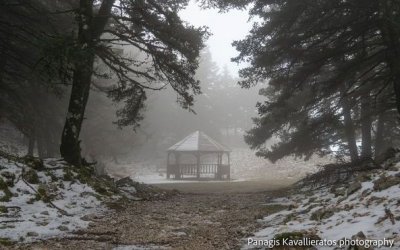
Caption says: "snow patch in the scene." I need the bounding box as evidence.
[244,165,400,249]
[0,157,107,243]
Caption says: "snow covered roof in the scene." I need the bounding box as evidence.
[167,131,230,152]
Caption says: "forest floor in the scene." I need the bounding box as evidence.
[11,182,291,250]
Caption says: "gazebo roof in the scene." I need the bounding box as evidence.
[167,131,230,152]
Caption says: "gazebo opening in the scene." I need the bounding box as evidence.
[167,131,231,180]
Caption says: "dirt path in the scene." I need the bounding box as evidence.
[14,183,290,250]
[153,179,295,194]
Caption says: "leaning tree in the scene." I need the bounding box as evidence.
[41,0,209,166]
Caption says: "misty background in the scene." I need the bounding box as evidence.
[0,2,323,182]
[0,1,332,183]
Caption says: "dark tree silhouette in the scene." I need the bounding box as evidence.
[205,0,400,162]
[55,0,208,166]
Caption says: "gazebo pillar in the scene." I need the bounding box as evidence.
[227,152,231,180]
[196,153,201,180]
[217,153,222,180]
[167,152,171,179]
[175,153,181,179]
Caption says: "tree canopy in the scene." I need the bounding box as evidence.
[0,0,209,165]
[207,0,400,162]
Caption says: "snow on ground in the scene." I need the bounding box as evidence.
[243,161,400,249]
[0,157,107,243]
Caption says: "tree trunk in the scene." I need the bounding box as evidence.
[59,0,114,166]
[378,1,400,115]
[360,93,372,158]
[112,155,119,164]
[374,112,386,157]
[43,123,57,158]
[37,134,46,158]
[45,132,57,158]
[27,128,35,156]
[340,85,359,162]
[60,56,94,166]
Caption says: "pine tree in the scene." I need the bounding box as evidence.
[0,0,71,157]
[206,0,400,161]
[55,0,208,166]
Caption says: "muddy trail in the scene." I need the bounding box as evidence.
[12,183,290,250]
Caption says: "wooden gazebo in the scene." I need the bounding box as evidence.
[167,131,231,180]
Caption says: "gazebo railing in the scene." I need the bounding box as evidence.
[167,163,230,178]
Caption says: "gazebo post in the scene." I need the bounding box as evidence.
[220,153,223,180]
[196,153,200,180]
[215,153,218,179]
[175,152,181,179]
[167,152,170,179]
[217,153,222,180]
[227,152,231,180]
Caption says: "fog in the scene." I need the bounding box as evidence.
[0,1,324,184]
[60,4,255,179]
[179,1,253,76]
[75,44,327,185]
[80,47,277,182]
[3,1,400,248]
[74,4,316,183]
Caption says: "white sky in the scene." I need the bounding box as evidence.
[179,1,252,76]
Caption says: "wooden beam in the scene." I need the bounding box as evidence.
[227,152,231,180]
[166,152,170,179]
[217,153,221,180]
[196,153,200,180]
[175,153,181,179]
